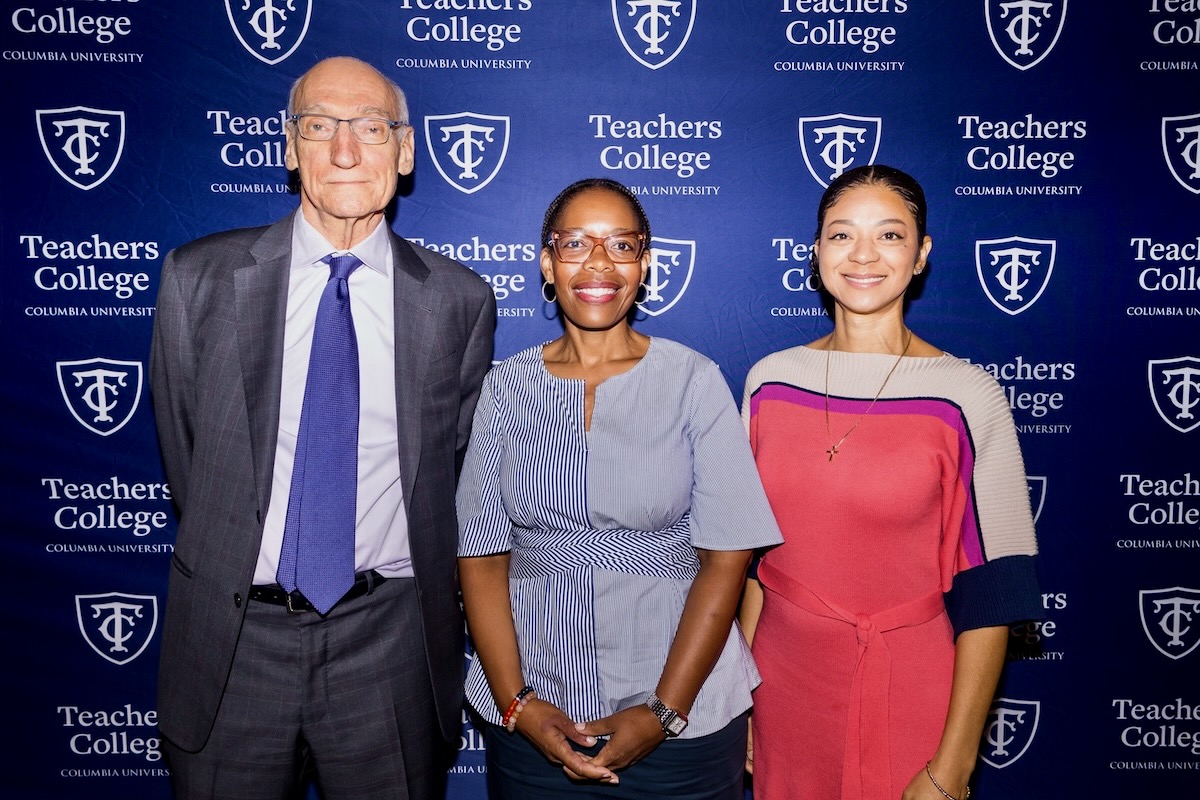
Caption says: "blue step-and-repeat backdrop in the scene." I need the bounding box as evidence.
[3,1,1198,797]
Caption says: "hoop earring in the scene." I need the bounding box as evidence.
[541,282,557,304]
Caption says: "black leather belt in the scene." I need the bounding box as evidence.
[249,571,386,614]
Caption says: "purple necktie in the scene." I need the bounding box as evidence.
[277,253,362,614]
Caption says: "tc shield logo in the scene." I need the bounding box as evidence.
[798,114,881,188]
[981,698,1040,769]
[1026,476,1046,525]
[36,106,125,191]
[76,593,158,666]
[975,236,1056,316]
[1147,356,1200,433]
[424,112,511,195]
[611,0,696,70]
[225,0,311,65]
[1140,587,1200,660]
[1162,113,1200,195]
[639,237,695,317]
[985,0,1067,71]
[57,357,143,437]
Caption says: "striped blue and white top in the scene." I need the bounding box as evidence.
[457,337,783,739]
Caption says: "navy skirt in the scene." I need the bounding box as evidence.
[481,711,748,799]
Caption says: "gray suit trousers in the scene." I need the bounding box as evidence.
[165,578,448,800]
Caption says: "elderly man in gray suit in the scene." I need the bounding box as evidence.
[150,56,495,799]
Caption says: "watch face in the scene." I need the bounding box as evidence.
[665,714,687,736]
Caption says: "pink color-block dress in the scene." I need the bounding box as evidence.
[742,347,1041,800]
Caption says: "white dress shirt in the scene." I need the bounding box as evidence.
[254,210,412,585]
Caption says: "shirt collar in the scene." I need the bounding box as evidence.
[290,209,392,277]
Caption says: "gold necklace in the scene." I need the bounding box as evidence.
[823,329,912,462]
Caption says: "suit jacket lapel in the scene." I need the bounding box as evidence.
[390,232,433,503]
[236,216,293,515]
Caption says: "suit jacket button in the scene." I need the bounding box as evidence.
[234,592,243,608]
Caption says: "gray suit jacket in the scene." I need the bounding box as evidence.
[150,213,496,752]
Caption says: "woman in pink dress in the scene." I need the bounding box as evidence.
[740,165,1041,800]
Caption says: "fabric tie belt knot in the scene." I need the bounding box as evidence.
[854,613,875,645]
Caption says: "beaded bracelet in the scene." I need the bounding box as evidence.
[502,686,537,733]
[925,762,970,800]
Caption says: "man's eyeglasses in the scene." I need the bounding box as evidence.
[289,114,405,145]
[548,231,647,263]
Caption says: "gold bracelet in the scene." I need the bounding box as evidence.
[925,762,970,800]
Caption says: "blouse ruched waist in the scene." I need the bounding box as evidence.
[510,517,699,581]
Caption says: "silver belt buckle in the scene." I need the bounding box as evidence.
[285,591,309,614]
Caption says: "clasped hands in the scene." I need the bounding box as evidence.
[514,698,667,785]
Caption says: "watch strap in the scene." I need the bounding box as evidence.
[645,692,688,737]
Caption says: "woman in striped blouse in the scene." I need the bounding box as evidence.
[457,177,782,798]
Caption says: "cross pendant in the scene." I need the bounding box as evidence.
[826,445,838,462]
